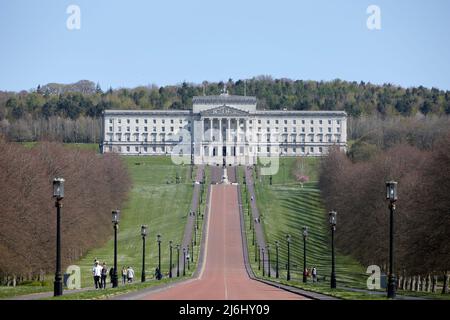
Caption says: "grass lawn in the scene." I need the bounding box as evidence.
[0,284,53,299]
[76,156,194,288]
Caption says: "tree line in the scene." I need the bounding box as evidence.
[0,139,131,285]
[1,77,450,142]
[319,133,450,291]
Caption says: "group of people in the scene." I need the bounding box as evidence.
[92,258,135,289]
[303,266,319,282]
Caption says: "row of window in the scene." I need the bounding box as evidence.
[108,126,189,133]
[250,119,341,126]
[108,145,328,155]
[109,118,189,125]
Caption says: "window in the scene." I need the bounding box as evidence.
[162,127,165,132]
[135,147,139,152]
[127,119,130,124]
[301,147,305,153]
[302,127,305,133]
[284,120,287,124]
[170,127,174,132]
[275,120,279,124]
[118,119,121,124]
[162,119,165,124]
[136,127,139,132]
[266,127,270,132]
[337,127,341,133]
[171,119,174,124]
[258,120,261,124]
[292,127,296,133]
[109,126,113,131]
[310,127,314,133]
[319,147,323,153]
[337,120,341,125]
[319,127,323,133]
[319,120,323,125]
[310,147,314,153]
[328,127,332,133]
[293,120,296,124]
[144,147,148,152]
[126,146,130,152]
[144,119,148,124]
[136,119,139,124]
[302,120,305,124]
[109,119,113,124]
[266,120,270,124]
[328,120,332,125]
[153,119,157,124]
[144,127,148,132]
[118,126,122,132]
[127,127,130,132]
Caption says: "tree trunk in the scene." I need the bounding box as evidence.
[442,271,449,294]
[432,275,437,293]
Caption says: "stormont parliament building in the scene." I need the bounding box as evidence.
[101,90,347,166]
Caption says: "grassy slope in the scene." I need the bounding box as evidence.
[77,156,193,287]
[239,157,374,299]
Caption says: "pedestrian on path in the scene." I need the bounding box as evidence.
[92,261,102,289]
[101,262,108,289]
[127,266,135,283]
[121,267,127,284]
[312,267,317,283]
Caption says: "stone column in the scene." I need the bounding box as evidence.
[210,118,213,141]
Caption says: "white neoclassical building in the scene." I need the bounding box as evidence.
[101,92,347,166]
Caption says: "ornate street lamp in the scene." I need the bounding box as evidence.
[157,234,161,277]
[275,241,279,279]
[267,244,271,278]
[53,178,64,296]
[286,234,291,281]
[141,225,147,282]
[176,244,180,277]
[261,247,265,277]
[303,226,309,283]
[111,210,120,288]
[169,241,173,278]
[386,181,398,299]
[183,247,186,276]
[329,211,337,289]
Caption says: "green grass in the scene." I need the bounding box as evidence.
[19,142,99,152]
[0,284,53,299]
[76,156,194,288]
[47,276,192,300]
[238,158,368,296]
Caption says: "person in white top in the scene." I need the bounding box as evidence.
[92,261,103,289]
[127,266,135,283]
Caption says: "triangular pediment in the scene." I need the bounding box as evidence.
[200,105,249,117]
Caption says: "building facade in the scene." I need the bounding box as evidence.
[101,93,347,166]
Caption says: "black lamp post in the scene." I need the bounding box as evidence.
[267,244,271,278]
[261,247,265,277]
[254,239,258,262]
[111,210,120,288]
[286,234,291,281]
[187,245,190,270]
[183,247,186,276]
[258,245,261,270]
[386,181,398,299]
[252,225,255,246]
[176,244,180,277]
[157,234,161,276]
[275,241,279,278]
[191,239,194,262]
[141,225,147,282]
[303,226,309,283]
[329,211,337,289]
[53,177,64,296]
[169,241,173,278]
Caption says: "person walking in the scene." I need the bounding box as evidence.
[92,261,102,289]
[100,262,108,289]
[121,267,127,285]
[127,266,135,283]
[312,267,317,283]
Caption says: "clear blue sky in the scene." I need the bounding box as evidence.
[1,0,449,92]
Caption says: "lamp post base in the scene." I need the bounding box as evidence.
[331,274,337,289]
[54,276,63,296]
[387,275,396,299]
[111,274,118,288]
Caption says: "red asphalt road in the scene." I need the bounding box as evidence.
[142,184,307,300]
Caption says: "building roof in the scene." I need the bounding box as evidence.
[104,110,191,116]
[192,95,257,105]
[252,110,347,117]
